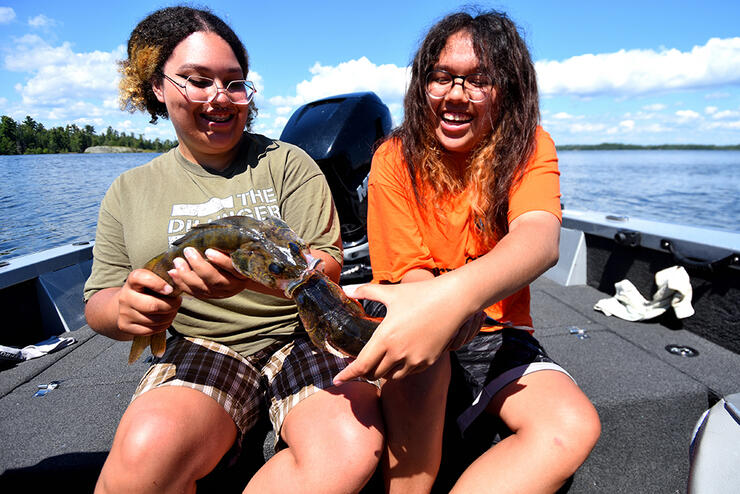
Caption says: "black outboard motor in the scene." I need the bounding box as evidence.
[280,92,392,284]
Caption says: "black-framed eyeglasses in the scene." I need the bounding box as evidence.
[164,74,256,105]
[425,70,493,102]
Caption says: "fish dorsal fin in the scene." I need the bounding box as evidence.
[171,222,234,246]
[263,216,289,229]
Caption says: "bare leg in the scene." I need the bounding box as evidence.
[450,370,601,494]
[96,387,237,494]
[244,381,384,494]
[382,354,451,494]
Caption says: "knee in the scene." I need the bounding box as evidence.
[97,415,177,493]
[112,414,180,471]
[302,415,383,491]
[544,400,601,472]
[334,418,385,476]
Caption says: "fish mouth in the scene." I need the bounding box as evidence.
[284,256,323,297]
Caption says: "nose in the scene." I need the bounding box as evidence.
[446,78,468,101]
[209,86,231,104]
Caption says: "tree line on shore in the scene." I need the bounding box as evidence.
[557,142,740,150]
[0,115,177,155]
[3,114,738,155]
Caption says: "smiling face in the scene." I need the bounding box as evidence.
[427,30,494,164]
[152,31,250,170]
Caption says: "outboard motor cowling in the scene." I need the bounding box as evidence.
[280,92,392,283]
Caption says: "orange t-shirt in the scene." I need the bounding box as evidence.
[367,127,561,329]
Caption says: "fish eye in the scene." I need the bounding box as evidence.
[268,263,284,274]
[289,242,301,256]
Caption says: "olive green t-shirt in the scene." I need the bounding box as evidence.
[83,133,342,357]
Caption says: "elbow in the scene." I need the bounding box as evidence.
[546,222,561,269]
[547,245,560,270]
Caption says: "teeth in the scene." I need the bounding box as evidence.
[443,112,471,123]
[203,114,232,122]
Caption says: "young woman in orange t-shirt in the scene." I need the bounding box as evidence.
[334,9,601,493]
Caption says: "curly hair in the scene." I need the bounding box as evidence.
[393,8,540,245]
[119,5,256,128]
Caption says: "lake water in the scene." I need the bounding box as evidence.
[1,150,739,262]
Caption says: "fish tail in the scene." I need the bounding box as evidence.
[128,335,150,364]
[150,331,167,358]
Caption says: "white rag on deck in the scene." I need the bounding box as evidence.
[594,265,695,321]
[0,335,76,363]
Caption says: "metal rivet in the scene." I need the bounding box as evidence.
[665,345,699,357]
[568,326,590,339]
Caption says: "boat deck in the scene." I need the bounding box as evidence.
[1,276,739,493]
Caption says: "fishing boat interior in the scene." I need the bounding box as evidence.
[1,92,739,493]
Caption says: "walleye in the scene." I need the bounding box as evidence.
[129,215,310,363]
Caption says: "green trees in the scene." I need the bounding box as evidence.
[0,115,176,154]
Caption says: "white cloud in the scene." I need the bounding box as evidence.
[675,110,700,121]
[711,109,740,120]
[292,57,409,104]
[644,123,670,133]
[552,111,578,120]
[619,120,635,130]
[6,35,125,110]
[707,120,740,130]
[0,6,15,23]
[5,34,73,70]
[642,103,666,111]
[705,106,718,115]
[536,37,740,97]
[28,14,57,28]
[248,70,264,102]
[262,57,409,134]
[704,91,730,99]
[568,122,608,133]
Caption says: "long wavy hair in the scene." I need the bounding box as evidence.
[393,9,539,244]
[119,6,256,128]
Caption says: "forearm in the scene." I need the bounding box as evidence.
[437,211,560,317]
[85,287,132,341]
[310,247,342,284]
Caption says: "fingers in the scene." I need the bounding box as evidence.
[333,341,383,384]
[168,247,246,298]
[126,268,174,296]
[205,248,246,278]
[350,282,389,304]
[341,283,364,298]
[119,270,182,336]
[333,332,435,384]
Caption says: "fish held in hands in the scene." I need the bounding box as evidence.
[128,215,310,363]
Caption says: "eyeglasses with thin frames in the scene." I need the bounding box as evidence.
[425,70,493,103]
[164,74,256,105]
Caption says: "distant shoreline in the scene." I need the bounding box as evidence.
[556,143,740,151]
[83,145,157,154]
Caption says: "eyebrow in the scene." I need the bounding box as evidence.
[432,64,486,74]
[176,63,244,76]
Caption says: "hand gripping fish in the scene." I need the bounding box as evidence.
[129,215,379,363]
[128,215,312,363]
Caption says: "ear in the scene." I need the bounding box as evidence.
[151,77,165,103]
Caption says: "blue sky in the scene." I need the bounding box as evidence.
[1,0,740,145]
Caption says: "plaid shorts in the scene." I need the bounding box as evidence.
[132,334,372,448]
